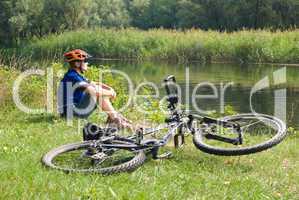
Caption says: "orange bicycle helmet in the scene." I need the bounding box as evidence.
[64,49,92,62]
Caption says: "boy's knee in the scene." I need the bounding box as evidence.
[97,95,110,103]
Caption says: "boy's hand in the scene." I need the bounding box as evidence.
[92,81,116,100]
[110,89,117,100]
[92,82,112,90]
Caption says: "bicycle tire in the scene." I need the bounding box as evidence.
[193,113,287,156]
[42,141,146,174]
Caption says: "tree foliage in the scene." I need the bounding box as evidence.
[0,0,298,46]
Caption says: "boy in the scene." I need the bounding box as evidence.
[58,49,132,129]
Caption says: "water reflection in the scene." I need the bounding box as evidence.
[92,60,299,128]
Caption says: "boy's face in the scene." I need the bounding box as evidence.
[73,60,88,72]
[80,61,88,72]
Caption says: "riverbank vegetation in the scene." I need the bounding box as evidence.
[1,0,298,66]
[3,28,298,65]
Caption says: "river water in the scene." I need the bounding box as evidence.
[93,60,299,128]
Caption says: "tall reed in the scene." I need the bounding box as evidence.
[13,28,299,64]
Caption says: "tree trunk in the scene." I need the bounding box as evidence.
[254,0,260,29]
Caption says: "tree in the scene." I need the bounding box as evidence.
[194,0,228,30]
[148,0,178,28]
[128,0,151,28]
[272,0,299,29]
[1,0,45,45]
[0,0,14,46]
[1,0,299,47]
[176,0,204,29]
[252,0,276,29]
[62,0,94,30]
[94,0,131,27]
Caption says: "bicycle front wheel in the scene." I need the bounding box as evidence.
[42,141,146,174]
[193,113,287,156]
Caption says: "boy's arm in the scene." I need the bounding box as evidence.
[71,75,116,99]
[91,81,113,90]
[85,84,116,100]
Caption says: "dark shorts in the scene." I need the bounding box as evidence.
[73,93,97,118]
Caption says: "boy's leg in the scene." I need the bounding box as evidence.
[97,96,133,129]
[97,96,117,119]
[73,92,97,118]
[86,87,133,129]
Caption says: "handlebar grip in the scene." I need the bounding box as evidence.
[164,75,176,83]
[164,75,178,96]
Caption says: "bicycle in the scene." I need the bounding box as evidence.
[42,75,287,174]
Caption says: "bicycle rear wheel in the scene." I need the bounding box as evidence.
[193,113,287,156]
[42,141,146,174]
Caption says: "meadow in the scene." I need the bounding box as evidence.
[0,28,298,199]
[0,64,298,199]
[0,108,298,199]
[2,28,299,67]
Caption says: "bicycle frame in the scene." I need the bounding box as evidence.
[88,75,243,158]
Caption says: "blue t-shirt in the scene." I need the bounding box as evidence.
[58,69,89,115]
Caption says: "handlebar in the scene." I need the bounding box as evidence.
[164,75,177,96]
[164,75,179,109]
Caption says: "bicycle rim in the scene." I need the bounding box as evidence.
[42,141,146,174]
[193,113,287,156]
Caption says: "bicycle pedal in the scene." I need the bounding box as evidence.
[154,151,173,159]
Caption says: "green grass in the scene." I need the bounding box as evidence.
[3,28,299,66]
[0,65,298,199]
[0,108,298,199]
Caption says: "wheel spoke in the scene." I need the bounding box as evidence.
[54,149,133,170]
[42,141,146,174]
[240,120,262,130]
[194,114,286,155]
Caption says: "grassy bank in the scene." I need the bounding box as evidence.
[6,28,297,64]
[1,108,298,199]
[0,65,298,199]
